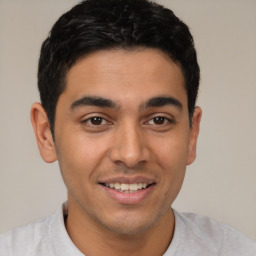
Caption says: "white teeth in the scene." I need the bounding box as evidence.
[129,184,137,190]
[121,183,129,191]
[115,183,120,189]
[104,183,148,192]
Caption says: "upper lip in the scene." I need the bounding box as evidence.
[99,176,156,185]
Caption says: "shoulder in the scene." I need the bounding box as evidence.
[173,210,256,255]
[0,214,55,256]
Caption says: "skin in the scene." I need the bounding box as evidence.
[31,48,201,256]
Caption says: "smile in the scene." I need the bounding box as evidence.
[103,183,149,193]
[99,177,156,204]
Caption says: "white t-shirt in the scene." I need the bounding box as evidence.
[1,202,256,256]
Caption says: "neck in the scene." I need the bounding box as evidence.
[65,201,175,256]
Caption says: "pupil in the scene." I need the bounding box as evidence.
[154,117,165,124]
[91,117,102,125]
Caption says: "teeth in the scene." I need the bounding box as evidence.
[104,183,148,192]
[115,183,120,189]
[121,183,129,191]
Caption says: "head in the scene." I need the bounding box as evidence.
[38,0,199,135]
[31,0,202,238]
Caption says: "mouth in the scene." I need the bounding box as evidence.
[98,177,156,204]
[100,182,154,193]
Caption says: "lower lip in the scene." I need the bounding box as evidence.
[100,184,155,205]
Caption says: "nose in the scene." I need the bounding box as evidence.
[109,122,150,168]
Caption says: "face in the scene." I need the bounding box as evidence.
[33,48,201,236]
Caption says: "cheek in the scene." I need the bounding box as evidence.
[55,131,110,183]
[152,132,190,169]
[150,133,189,197]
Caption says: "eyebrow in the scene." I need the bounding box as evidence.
[142,96,183,110]
[70,96,118,110]
[70,95,182,111]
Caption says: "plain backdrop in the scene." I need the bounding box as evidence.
[0,0,255,241]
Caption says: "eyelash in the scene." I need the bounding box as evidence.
[81,115,174,127]
[81,116,110,126]
[145,116,174,126]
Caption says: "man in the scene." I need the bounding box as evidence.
[0,0,255,255]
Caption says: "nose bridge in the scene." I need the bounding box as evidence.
[109,120,150,167]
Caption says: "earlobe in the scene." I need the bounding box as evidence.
[30,103,57,163]
[187,107,202,165]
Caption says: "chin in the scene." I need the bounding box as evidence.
[104,220,153,236]
[98,210,164,236]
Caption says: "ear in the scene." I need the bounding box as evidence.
[187,106,202,165]
[30,103,57,163]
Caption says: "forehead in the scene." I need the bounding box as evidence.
[62,48,187,109]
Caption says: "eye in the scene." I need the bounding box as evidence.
[81,116,109,126]
[88,117,105,125]
[147,116,172,125]
[152,116,167,125]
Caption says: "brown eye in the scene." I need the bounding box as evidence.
[90,117,104,125]
[153,116,166,125]
[146,116,173,126]
[81,115,112,132]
